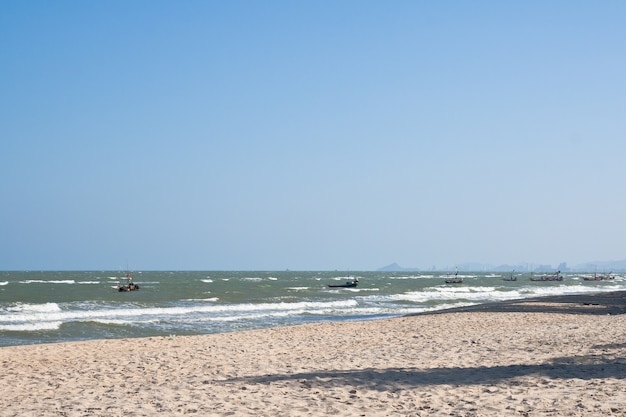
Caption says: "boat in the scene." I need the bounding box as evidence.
[583,272,615,281]
[502,270,517,281]
[530,270,563,282]
[328,277,358,288]
[117,271,140,292]
[444,269,463,284]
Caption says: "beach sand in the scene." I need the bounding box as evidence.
[1,292,625,416]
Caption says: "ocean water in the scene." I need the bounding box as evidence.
[1,270,624,347]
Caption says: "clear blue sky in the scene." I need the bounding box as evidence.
[2,1,625,270]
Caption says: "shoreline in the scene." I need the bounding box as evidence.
[1,290,624,349]
[414,289,626,316]
[1,291,625,416]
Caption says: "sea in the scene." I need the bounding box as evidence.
[1,270,624,347]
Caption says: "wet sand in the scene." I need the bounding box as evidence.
[1,291,625,416]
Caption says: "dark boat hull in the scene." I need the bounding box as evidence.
[328,283,358,288]
[118,285,140,292]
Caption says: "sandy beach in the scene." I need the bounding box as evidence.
[2,292,625,416]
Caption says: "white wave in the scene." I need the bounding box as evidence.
[242,277,263,282]
[91,319,135,325]
[0,300,360,329]
[201,279,214,283]
[91,318,160,325]
[0,281,8,286]
[521,284,623,297]
[422,301,479,313]
[327,288,361,292]
[19,280,76,284]
[305,301,479,317]
[5,303,61,313]
[306,307,384,316]
[384,289,524,304]
[190,310,304,323]
[268,277,278,281]
[327,287,380,293]
[434,286,498,293]
[388,275,423,280]
[94,300,361,325]
[0,321,62,331]
[78,281,100,285]
[386,283,626,306]
[187,304,395,323]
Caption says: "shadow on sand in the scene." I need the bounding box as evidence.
[219,292,626,390]
[223,352,625,390]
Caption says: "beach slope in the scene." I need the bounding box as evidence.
[1,292,625,416]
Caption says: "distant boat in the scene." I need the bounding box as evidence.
[444,269,463,284]
[328,277,359,288]
[530,271,563,282]
[503,270,517,281]
[583,272,614,281]
[117,271,140,292]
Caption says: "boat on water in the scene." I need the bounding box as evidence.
[117,271,140,292]
[583,272,615,281]
[502,271,517,281]
[328,278,359,288]
[444,269,463,284]
[530,271,563,282]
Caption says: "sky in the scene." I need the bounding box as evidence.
[1,1,625,271]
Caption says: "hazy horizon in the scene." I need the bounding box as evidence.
[3,258,626,273]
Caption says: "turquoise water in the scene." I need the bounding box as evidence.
[1,270,624,347]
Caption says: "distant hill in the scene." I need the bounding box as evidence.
[377,263,420,272]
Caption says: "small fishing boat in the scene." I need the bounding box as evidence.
[583,272,614,281]
[530,271,563,282]
[502,270,517,281]
[117,271,140,292]
[328,278,359,288]
[444,269,463,284]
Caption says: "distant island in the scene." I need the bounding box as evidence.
[378,260,626,273]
